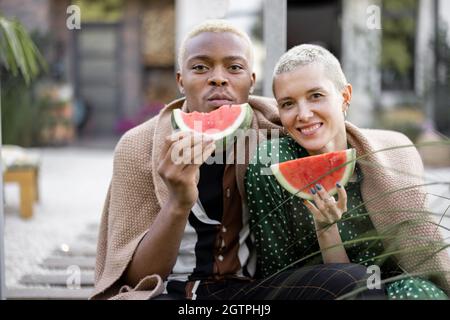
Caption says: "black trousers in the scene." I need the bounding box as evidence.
[159,263,386,300]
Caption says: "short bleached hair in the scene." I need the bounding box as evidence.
[178,19,254,70]
[273,44,348,91]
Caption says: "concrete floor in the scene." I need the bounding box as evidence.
[3,145,114,288]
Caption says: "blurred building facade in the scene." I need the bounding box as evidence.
[287,0,449,136]
[1,0,178,138]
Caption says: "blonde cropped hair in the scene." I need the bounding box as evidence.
[273,44,348,91]
[178,19,254,70]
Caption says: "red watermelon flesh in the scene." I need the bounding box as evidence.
[270,148,356,200]
[172,104,252,140]
[171,103,253,153]
[179,105,243,132]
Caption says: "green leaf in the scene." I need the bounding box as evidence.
[0,14,47,84]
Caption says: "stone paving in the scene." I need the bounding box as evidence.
[3,145,114,299]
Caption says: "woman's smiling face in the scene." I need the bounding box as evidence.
[273,63,352,155]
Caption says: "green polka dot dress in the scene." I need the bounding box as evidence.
[245,136,447,300]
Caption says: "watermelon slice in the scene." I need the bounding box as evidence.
[270,148,356,200]
[171,103,253,151]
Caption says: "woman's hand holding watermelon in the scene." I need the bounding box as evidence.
[157,131,216,214]
[304,182,348,230]
[303,182,350,264]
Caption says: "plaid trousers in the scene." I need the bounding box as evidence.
[162,263,386,300]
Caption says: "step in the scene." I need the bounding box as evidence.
[86,223,100,232]
[54,245,97,257]
[76,233,98,243]
[6,287,93,300]
[41,256,95,270]
[20,272,95,287]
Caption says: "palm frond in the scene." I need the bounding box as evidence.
[0,14,47,84]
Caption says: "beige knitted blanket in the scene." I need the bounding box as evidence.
[92,97,450,299]
[346,122,450,293]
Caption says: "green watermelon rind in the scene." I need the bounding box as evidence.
[171,103,253,151]
[270,148,356,201]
